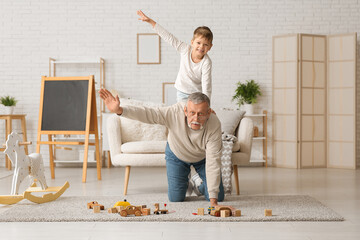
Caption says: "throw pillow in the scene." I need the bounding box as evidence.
[215,109,246,135]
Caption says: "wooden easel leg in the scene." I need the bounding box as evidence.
[82,138,89,183]
[48,135,55,179]
[233,165,240,195]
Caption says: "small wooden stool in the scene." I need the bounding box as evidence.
[0,114,28,170]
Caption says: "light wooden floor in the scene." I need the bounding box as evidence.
[0,166,359,240]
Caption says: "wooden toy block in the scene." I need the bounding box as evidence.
[141,205,147,209]
[220,210,230,218]
[87,201,98,209]
[265,209,272,216]
[93,204,104,210]
[93,205,101,213]
[233,209,241,217]
[142,208,150,215]
[116,206,125,212]
[108,207,117,213]
[197,208,204,215]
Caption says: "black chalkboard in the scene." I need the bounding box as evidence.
[41,80,89,131]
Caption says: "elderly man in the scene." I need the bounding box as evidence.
[99,89,225,207]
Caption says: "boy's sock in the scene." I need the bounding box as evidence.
[191,173,203,196]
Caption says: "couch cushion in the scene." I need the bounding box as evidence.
[120,118,167,142]
[215,109,246,135]
[121,141,167,154]
[232,141,241,152]
[118,98,168,142]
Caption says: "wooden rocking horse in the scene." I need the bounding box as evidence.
[0,132,69,205]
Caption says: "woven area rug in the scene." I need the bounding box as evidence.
[0,194,344,222]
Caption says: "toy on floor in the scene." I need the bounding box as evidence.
[113,199,131,208]
[210,206,233,217]
[221,209,231,218]
[198,208,205,215]
[108,207,118,213]
[233,209,241,217]
[264,209,272,216]
[119,205,143,217]
[0,132,69,205]
[87,201,98,209]
[141,208,151,215]
[153,203,168,215]
[208,206,215,214]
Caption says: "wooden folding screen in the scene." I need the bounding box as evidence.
[299,34,327,168]
[273,34,299,168]
[327,33,357,169]
[272,33,356,169]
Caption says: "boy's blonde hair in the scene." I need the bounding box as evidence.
[193,26,213,44]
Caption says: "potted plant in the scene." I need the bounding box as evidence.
[232,79,261,114]
[1,96,18,115]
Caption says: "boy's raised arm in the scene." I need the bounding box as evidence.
[137,10,156,28]
[137,10,188,53]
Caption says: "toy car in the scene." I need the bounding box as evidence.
[119,205,142,217]
[210,206,233,217]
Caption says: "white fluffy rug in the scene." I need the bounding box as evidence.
[0,194,344,222]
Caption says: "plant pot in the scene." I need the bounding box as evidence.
[242,104,254,115]
[4,106,14,115]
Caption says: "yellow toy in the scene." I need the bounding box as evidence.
[0,132,69,205]
[113,199,131,208]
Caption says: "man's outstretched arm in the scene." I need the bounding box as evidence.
[99,88,169,126]
[99,89,123,115]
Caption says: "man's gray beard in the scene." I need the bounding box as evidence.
[187,121,204,130]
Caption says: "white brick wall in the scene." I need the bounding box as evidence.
[0,0,359,167]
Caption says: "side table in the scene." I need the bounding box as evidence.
[0,114,28,170]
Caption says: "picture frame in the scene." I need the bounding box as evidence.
[137,33,161,64]
[162,82,177,106]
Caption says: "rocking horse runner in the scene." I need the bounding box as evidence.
[0,132,69,205]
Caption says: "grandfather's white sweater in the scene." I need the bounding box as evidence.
[121,102,222,199]
[153,23,212,99]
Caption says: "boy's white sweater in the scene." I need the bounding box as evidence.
[153,23,212,99]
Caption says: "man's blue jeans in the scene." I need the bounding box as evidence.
[165,143,225,202]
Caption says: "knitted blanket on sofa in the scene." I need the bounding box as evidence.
[221,133,237,195]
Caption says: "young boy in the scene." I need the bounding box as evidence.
[137,10,213,102]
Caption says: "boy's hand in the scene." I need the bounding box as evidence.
[137,10,156,27]
[210,198,235,211]
[99,89,123,115]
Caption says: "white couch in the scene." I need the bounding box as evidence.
[107,102,254,196]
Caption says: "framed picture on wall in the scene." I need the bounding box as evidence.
[137,33,161,64]
[162,82,177,106]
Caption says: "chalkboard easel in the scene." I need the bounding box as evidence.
[36,75,101,183]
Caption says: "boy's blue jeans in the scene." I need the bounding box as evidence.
[165,143,225,202]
